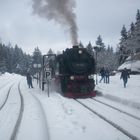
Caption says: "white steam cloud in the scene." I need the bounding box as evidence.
[32,0,78,45]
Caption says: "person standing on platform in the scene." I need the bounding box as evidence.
[99,67,106,83]
[120,68,130,88]
[26,72,33,88]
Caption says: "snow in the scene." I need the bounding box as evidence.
[118,60,140,72]
[96,73,140,108]
[0,72,140,140]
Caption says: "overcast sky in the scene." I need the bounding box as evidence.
[0,0,140,54]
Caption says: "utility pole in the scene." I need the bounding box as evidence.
[94,46,100,85]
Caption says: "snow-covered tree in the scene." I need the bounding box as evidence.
[86,42,94,56]
[95,35,105,50]
[32,47,42,74]
[47,48,54,55]
[136,9,140,22]
[0,42,32,75]
[32,47,42,64]
[118,10,140,65]
[120,25,128,40]
[79,41,84,48]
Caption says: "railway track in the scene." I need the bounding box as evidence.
[0,84,14,111]
[10,82,24,140]
[0,81,24,140]
[0,80,14,90]
[75,99,140,140]
[31,93,50,140]
[91,98,140,121]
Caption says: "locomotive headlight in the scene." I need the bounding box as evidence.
[78,50,82,54]
[70,76,74,80]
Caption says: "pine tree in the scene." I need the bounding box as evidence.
[32,47,42,64]
[6,46,14,73]
[133,9,140,52]
[136,9,140,22]
[120,25,128,40]
[79,41,84,48]
[0,44,7,73]
[32,47,42,74]
[95,35,105,49]
[118,9,140,65]
[46,48,56,76]
[126,9,140,53]
[130,22,135,34]
[47,48,54,55]
[86,42,94,56]
[118,25,129,64]
[0,42,32,75]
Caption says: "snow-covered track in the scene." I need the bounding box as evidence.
[0,80,14,90]
[10,82,24,140]
[91,98,140,121]
[30,93,50,140]
[75,99,140,140]
[0,84,14,111]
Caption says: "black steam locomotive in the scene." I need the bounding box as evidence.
[57,45,96,98]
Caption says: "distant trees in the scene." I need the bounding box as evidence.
[0,43,32,75]
[79,41,84,48]
[94,36,118,71]
[95,35,105,50]
[118,9,140,64]
[85,9,140,69]
[0,44,7,73]
[31,47,43,75]
[85,36,118,72]
[1,10,139,74]
[32,47,42,65]
[86,42,94,56]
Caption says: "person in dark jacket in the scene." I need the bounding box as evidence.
[120,68,130,88]
[26,72,33,88]
[105,68,110,84]
[99,67,106,83]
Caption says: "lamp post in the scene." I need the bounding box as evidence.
[33,63,41,86]
[42,54,47,91]
[94,46,100,85]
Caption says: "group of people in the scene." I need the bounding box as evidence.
[26,67,130,89]
[99,67,110,84]
[99,67,130,88]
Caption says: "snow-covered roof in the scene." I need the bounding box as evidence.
[118,60,140,72]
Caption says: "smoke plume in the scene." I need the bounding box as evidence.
[32,0,78,45]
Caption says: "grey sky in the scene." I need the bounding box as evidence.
[0,0,140,54]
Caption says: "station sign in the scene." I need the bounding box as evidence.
[45,70,51,80]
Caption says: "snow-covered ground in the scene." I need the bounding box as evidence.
[0,72,140,140]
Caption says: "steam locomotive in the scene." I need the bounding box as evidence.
[57,45,96,98]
